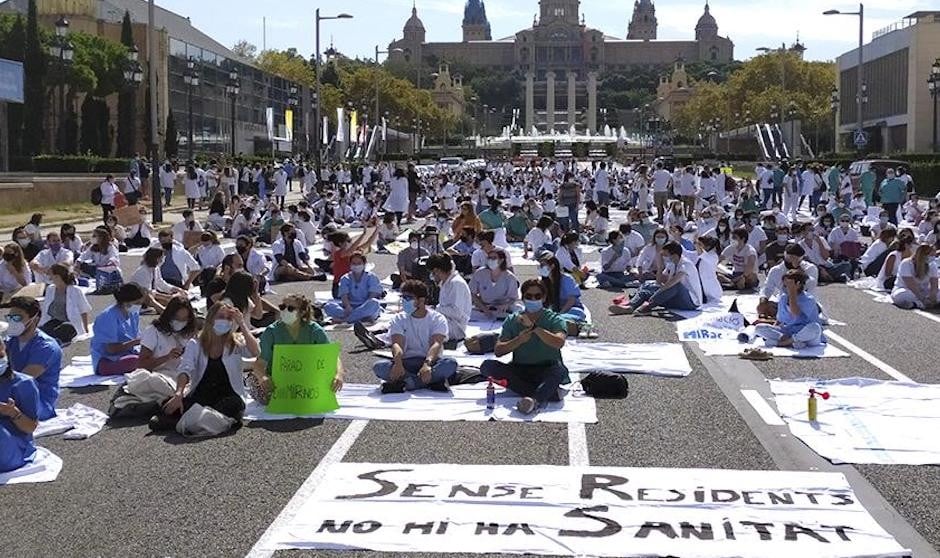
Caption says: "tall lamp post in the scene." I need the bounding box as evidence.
[928,59,940,153]
[225,70,240,158]
[315,10,353,178]
[183,57,200,160]
[830,86,840,152]
[786,101,798,156]
[823,4,865,151]
[48,16,74,153]
[288,85,299,156]
[374,46,403,159]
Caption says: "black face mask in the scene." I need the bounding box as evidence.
[2,253,14,262]
[784,260,799,270]
[236,245,248,253]
[160,241,173,251]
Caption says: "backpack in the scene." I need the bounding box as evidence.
[90,187,103,205]
[581,372,629,399]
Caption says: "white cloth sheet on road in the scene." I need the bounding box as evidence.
[0,448,63,486]
[59,356,126,388]
[677,312,850,358]
[699,338,850,358]
[671,293,761,321]
[35,403,109,440]
[770,377,940,465]
[243,382,597,424]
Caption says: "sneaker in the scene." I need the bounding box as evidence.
[354,322,385,350]
[609,304,634,316]
[634,304,653,316]
[425,381,450,392]
[516,397,539,415]
[380,380,406,394]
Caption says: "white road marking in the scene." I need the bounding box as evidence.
[826,331,913,383]
[567,422,590,466]
[740,389,786,426]
[915,310,940,325]
[245,419,368,558]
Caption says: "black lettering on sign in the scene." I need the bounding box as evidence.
[436,521,449,535]
[352,520,382,534]
[694,488,706,503]
[401,483,437,498]
[520,486,543,500]
[821,525,856,542]
[490,485,517,498]
[476,523,500,535]
[722,520,736,540]
[503,523,535,536]
[711,489,740,503]
[280,355,303,373]
[403,521,434,535]
[634,522,678,540]
[795,491,821,504]
[741,491,764,505]
[784,523,829,543]
[740,521,774,541]
[559,506,622,538]
[664,489,685,503]
[768,491,794,505]
[680,522,714,540]
[831,494,855,506]
[579,474,633,501]
[336,469,412,500]
[449,484,489,498]
[317,520,353,534]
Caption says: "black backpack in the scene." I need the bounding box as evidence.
[90,187,103,205]
[581,372,629,399]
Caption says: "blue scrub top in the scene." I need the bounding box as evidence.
[558,273,584,309]
[338,271,382,306]
[91,304,141,371]
[6,330,62,421]
[777,291,821,337]
[0,371,39,467]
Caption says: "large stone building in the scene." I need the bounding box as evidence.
[389,0,733,133]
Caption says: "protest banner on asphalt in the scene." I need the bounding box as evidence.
[676,311,746,342]
[270,463,908,557]
[266,343,340,415]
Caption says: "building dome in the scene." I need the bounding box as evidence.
[695,2,717,31]
[405,6,425,32]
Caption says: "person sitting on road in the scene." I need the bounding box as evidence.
[554,231,587,286]
[30,232,73,285]
[470,230,514,271]
[91,284,146,376]
[860,228,897,278]
[480,279,570,416]
[718,228,759,290]
[523,216,554,259]
[876,230,916,292]
[155,229,200,290]
[234,235,270,292]
[891,244,939,310]
[426,253,471,348]
[220,271,277,330]
[150,302,260,432]
[610,241,702,316]
[635,228,668,281]
[468,249,520,322]
[758,243,820,319]
[324,252,383,325]
[4,296,62,420]
[193,231,226,287]
[828,214,863,275]
[328,224,378,298]
[77,227,123,292]
[0,338,41,473]
[60,223,83,256]
[250,294,344,405]
[125,207,155,249]
[372,280,457,394]
[754,269,824,349]
[12,226,39,262]
[0,243,31,303]
[171,209,203,244]
[138,296,198,379]
[272,223,319,283]
[38,264,92,346]
[536,252,586,331]
[596,230,637,289]
[129,247,190,314]
[799,222,850,284]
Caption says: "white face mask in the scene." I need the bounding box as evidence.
[280,310,298,326]
[351,264,365,274]
[6,319,27,337]
[538,265,551,278]
[128,304,143,315]
[410,242,419,250]
[171,320,187,332]
[486,259,500,270]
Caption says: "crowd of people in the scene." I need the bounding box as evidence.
[2,152,939,472]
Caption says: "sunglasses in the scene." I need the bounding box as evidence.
[4,314,24,323]
[523,293,543,301]
[278,304,298,312]
[401,295,416,302]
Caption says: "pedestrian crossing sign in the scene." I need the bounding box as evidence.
[853,129,868,147]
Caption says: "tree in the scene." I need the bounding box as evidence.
[256,49,316,87]
[80,97,110,155]
[116,10,136,158]
[231,39,257,60]
[164,111,178,159]
[0,14,26,157]
[22,0,45,155]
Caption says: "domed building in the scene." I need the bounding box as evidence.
[389,1,733,133]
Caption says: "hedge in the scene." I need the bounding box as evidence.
[28,155,131,174]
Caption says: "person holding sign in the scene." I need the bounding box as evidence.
[149,302,260,432]
[250,294,345,405]
[323,252,383,325]
[372,280,457,394]
[480,279,569,415]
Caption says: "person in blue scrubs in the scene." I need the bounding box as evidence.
[91,284,146,376]
[324,252,383,324]
[0,337,40,473]
[4,296,62,421]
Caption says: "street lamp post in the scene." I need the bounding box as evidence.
[49,16,74,153]
[225,70,240,158]
[288,85,299,156]
[824,4,865,151]
[830,86,840,152]
[374,46,403,161]
[315,10,353,179]
[183,57,200,160]
[786,101,798,157]
[929,59,940,153]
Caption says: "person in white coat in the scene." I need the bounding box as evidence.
[30,232,73,285]
[273,166,289,207]
[159,162,177,207]
[129,247,190,313]
[384,167,410,225]
[183,165,201,210]
[38,264,92,345]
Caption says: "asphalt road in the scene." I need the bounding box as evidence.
[1,200,939,558]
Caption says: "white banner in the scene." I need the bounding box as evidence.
[676,312,746,342]
[322,116,329,145]
[272,463,907,557]
[265,107,274,141]
[336,108,345,144]
[771,377,940,465]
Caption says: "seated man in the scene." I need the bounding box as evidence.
[171,209,203,244]
[718,228,759,290]
[505,206,532,242]
[372,280,457,393]
[0,338,41,473]
[391,232,429,289]
[480,279,569,415]
[427,253,471,348]
[758,243,819,318]
[610,242,702,316]
[470,230,514,271]
[156,229,200,289]
[596,230,637,289]
[3,296,62,421]
[272,223,320,283]
[798,223,851,284]
[754,269,824,349]
[324,252,383,324]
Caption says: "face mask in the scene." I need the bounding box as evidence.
[16,239,29,248]
[171,320,187,332]
[410,242,419,250]
[6,319,27,337]
[880,217,888,224]
[655,237,666,247]
[161,242,174,251]
[351,264,365,274]
[524,299,543,313]
[280,310,298,326]
[0,357,7,372]
[213,319,233,335]
[402,298,417,315]
[128,304,143,315]
[538,265,551,278]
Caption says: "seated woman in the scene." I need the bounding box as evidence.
[554,232,587,286]
[324,252,383,324]
[523,216,554,259]
[192,231,226,290]
[480,279,569,415]
[60,223,83,256]
[891,244,939,310]
[451,202,482,239]
[125,207,154,249]
[39,264,92,345]
[30,232,73,285]
[149,302,260,432]
[138,296,198,379]
[249,294,344,404]
[0,340,40,473]
[206,192,227,232]
[609,242,702,316]
[329,224,379,298]
[12,227,40,262]
[859,228,896,278]
[537,253,586,333]
[505,205,532,242]
[90,284,146,376]
[635,228,668,282]
[128,248,189,314]
[718,228,759,290]
[876,230,915,291]
[694,236,723,306]
[272,223,320,283]
[77,227,123,293]
[754,269,824,349]
[0,243,31,302]
[105,214,128,252]
[468,249,521,321]
[221,270,278,330]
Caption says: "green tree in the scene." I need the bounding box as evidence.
[0,14,26,157]
[22,0,45,155]
[231,39,257,60]
[164,111,179,159]
[116,10,136,158]
[256,49,316,87]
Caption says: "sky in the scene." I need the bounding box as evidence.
[154,0,936,63]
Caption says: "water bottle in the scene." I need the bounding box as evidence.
[486,378,496,410]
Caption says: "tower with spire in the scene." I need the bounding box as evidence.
[403,3,426,44]
[627,0,657,40]
[463,0,492,41]
[695,1,719,40]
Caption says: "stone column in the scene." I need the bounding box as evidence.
[546,71,556,132]
[587,71,598,133]
[525,71,535,133]
[567,71,577,133]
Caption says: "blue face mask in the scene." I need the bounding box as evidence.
[402,298,417,315]
[524,300,543,314]
[0,357,7,372]
[213,319,233,335]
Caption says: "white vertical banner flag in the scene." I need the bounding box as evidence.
[382,117,387,141]
[336,108,345,144]
[322,116,329,145]
[265,107,274,141]
[269,463,908,558]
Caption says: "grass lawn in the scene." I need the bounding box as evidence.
[0,203,102,230]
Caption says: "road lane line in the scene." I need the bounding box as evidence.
[915,310,940,325]
[245,419,368,558]
[567,422,589,466]
[740,389,785,426]
[826,331,913,383]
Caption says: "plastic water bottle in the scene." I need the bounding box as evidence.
[486,378,496,410]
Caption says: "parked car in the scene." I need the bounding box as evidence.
[439,157,465,171]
